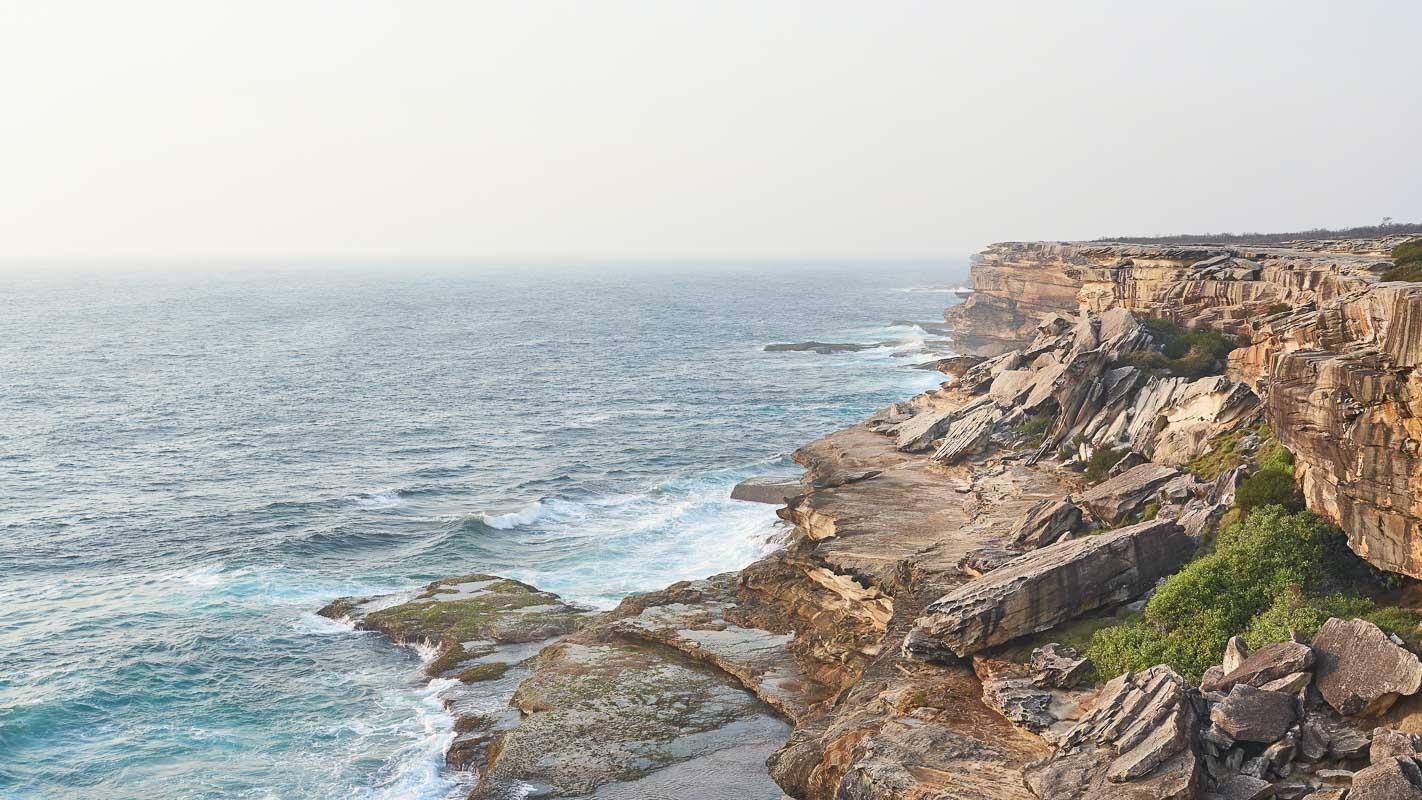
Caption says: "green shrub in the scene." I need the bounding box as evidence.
[1382,262,1422,283]
[1235,467,1304,514]
[1134,318,1238,378]
[1117,350,1170,372]
[1241,586,1371,648]
[1014,416,1051,448]
[1087,506,1334,681]
[1084,446,1128,484]
[1382,240,1422,282]
[1267,303,1292,315]
[1366,607,1422,649]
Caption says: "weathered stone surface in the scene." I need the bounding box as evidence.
[1215,774,1273,800]
[1349,755,1422,799]
[945,236,1422,579]
[1078,463,1180,524]
[1259,670,1313,694]
[1312,617,1422,715]
[1031,643,1093,689]
[1210,684,1296,743]
[904,519,1193,660]
[1234,280,1422,579]
[318,574,587,678]
[1372,726,1420,763]
[730,475,804,505]
[475,640,790,799]
[895,407,956,451]
[1010,497,1084,549]
[1202,640,1314,692]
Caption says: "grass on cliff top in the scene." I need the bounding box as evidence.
[1382,239,1422,282]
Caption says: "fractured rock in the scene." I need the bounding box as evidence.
[904,519,1193,660]
[1078,463,1180,524]
[730,476,803,505]
[1010,497,1085,549]
[1202,640,1314,693]
[1026,666,1200,799]
[1215,774,1272,800]
[1223,636,1251,674]
[1312,617,1422,716]
[1031,643,1093,689]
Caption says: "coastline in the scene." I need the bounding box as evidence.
[328,233,1422,799]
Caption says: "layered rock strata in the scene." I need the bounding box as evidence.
[947,235,1422,578]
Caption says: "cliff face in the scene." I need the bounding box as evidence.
[946,236,1422,578]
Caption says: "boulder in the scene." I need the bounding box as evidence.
[1010,497,1085,549]
[1202,641,1314,692]
[729,476,803,505]
[895,408,957,451]
[1259,671,1313,694]
[1210,684,1296,743]
[1349,756,1422,799]
[1078,463,1180,524]
[1032,643,1093,689]
[904,519,1193,660]
[1372,727,1419,763]
[1312,617,1422,715]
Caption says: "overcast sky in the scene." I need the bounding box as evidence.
[2,1,1419,263]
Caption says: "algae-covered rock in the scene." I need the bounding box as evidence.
[473,640,789,799]
[318,574,587,677]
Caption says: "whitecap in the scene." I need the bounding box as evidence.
[480,500,545,529]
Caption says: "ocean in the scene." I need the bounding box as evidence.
[0,262,965,800]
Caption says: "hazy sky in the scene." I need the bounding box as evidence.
[2,1,1419,262]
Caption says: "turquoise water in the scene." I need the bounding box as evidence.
[0,262,964,799]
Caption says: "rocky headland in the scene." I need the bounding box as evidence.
[324,234,1422,799]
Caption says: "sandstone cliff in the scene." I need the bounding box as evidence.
[946,236,1422,579]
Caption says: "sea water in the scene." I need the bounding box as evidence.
[0,262,964,799]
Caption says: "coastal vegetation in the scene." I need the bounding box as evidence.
[1086,428,1416,682]
[1382,238,1422,282]
[1114,317,1238,379]
[1093,220,1422,245]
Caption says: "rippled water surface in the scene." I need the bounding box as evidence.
[0,262,964,799]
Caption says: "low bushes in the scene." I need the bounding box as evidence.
[1382,239,1422,282]
[1013,416,1051,448]
[1114,318,1239,379]
[1086,505,1416,682]
[1083,446,1128,484]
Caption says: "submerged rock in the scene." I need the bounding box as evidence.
[765,341,886,354]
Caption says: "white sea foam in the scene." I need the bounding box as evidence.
[346,490,405,509]
[481,500,546,529]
